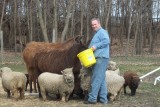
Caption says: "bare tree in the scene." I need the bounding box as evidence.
[105,0,112,29]
[0,0,5,62]
[61,0,73,42]
[36,0,49,42]
[80,0,84,36]
[52,0,58,43]
[70,0,75,37]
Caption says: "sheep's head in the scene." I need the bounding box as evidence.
[131,76,140,89]
[79,67,92,80]
[61,68,74,87]
[107,61,118,71]
[0,67,12,77]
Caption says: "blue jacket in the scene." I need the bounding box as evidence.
[89,28,110,58]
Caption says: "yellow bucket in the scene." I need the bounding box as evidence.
[77,48,96,68]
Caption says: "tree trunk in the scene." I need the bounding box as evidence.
[52,0,58,43]
[80,0,84,36]
[14,0,17,53]
[0,0,5,62]
[36,0,49,42]
[70,0,75,37]
[61,0,73,42]
[105,0,112,29]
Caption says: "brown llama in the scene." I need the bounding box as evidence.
[22,35,87,96]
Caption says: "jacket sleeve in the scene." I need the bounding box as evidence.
[93,31,110,49]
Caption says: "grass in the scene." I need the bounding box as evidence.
[0,53,160,106]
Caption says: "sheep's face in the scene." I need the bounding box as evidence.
[131,76,140,89]
[0,67,12,77]
[107,61,118,71]
[61,68,74,86]
[79,67,91,80]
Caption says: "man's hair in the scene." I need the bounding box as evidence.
[91,18,100,24]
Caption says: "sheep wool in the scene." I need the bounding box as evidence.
[0,67,27,100]
[123,71,140,96]
[79,67,124,102]
[106,71,125,101]
[38,68,74,102]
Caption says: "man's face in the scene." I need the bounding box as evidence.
[91,20,101,31]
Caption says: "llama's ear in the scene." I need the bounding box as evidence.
[75,35,84,43]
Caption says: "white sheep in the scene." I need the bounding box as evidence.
[0,67,27,100]
[38,68,74,102]
[79,67,124,102]
[106,71,124,101]
[107,61,120,75]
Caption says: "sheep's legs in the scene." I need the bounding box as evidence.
[40,87,46,100]
[116,87,123,100]
[124,85,127,94]
[65,94,71,102]
[131,89,136,96]
[42,93,47,101]
[110,95,116,102]
[20,88,25,99]
[61,94,66,102]
[83,90,88,101]
[6,89,11,98]
[12,89,19,101]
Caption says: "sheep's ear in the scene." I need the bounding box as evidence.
[61,70,64,74]
[116,64,119,69]
[78,74,81,78]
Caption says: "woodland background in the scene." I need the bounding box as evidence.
[0,1,160,106]
[0,0,160,57]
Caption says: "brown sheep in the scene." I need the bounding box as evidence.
[23,35,87,96]
[123,71,140,96]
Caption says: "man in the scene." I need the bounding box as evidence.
[84,18,110,104]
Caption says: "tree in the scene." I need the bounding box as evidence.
[61,0,73,42]
[36,0,49,42]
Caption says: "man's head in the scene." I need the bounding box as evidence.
[91,18,101,31]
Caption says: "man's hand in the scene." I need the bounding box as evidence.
[91,46,96,51]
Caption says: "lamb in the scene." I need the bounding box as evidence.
[38,68,74,102]
[79,67,124,102]
[107,61,120,75]
[0,67,27,100]
[123,71,140,96]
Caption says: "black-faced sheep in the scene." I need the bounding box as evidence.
[38,68,74,102]
[0,67,27,100]
[79,67,124,102]
[123,71,140,96]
